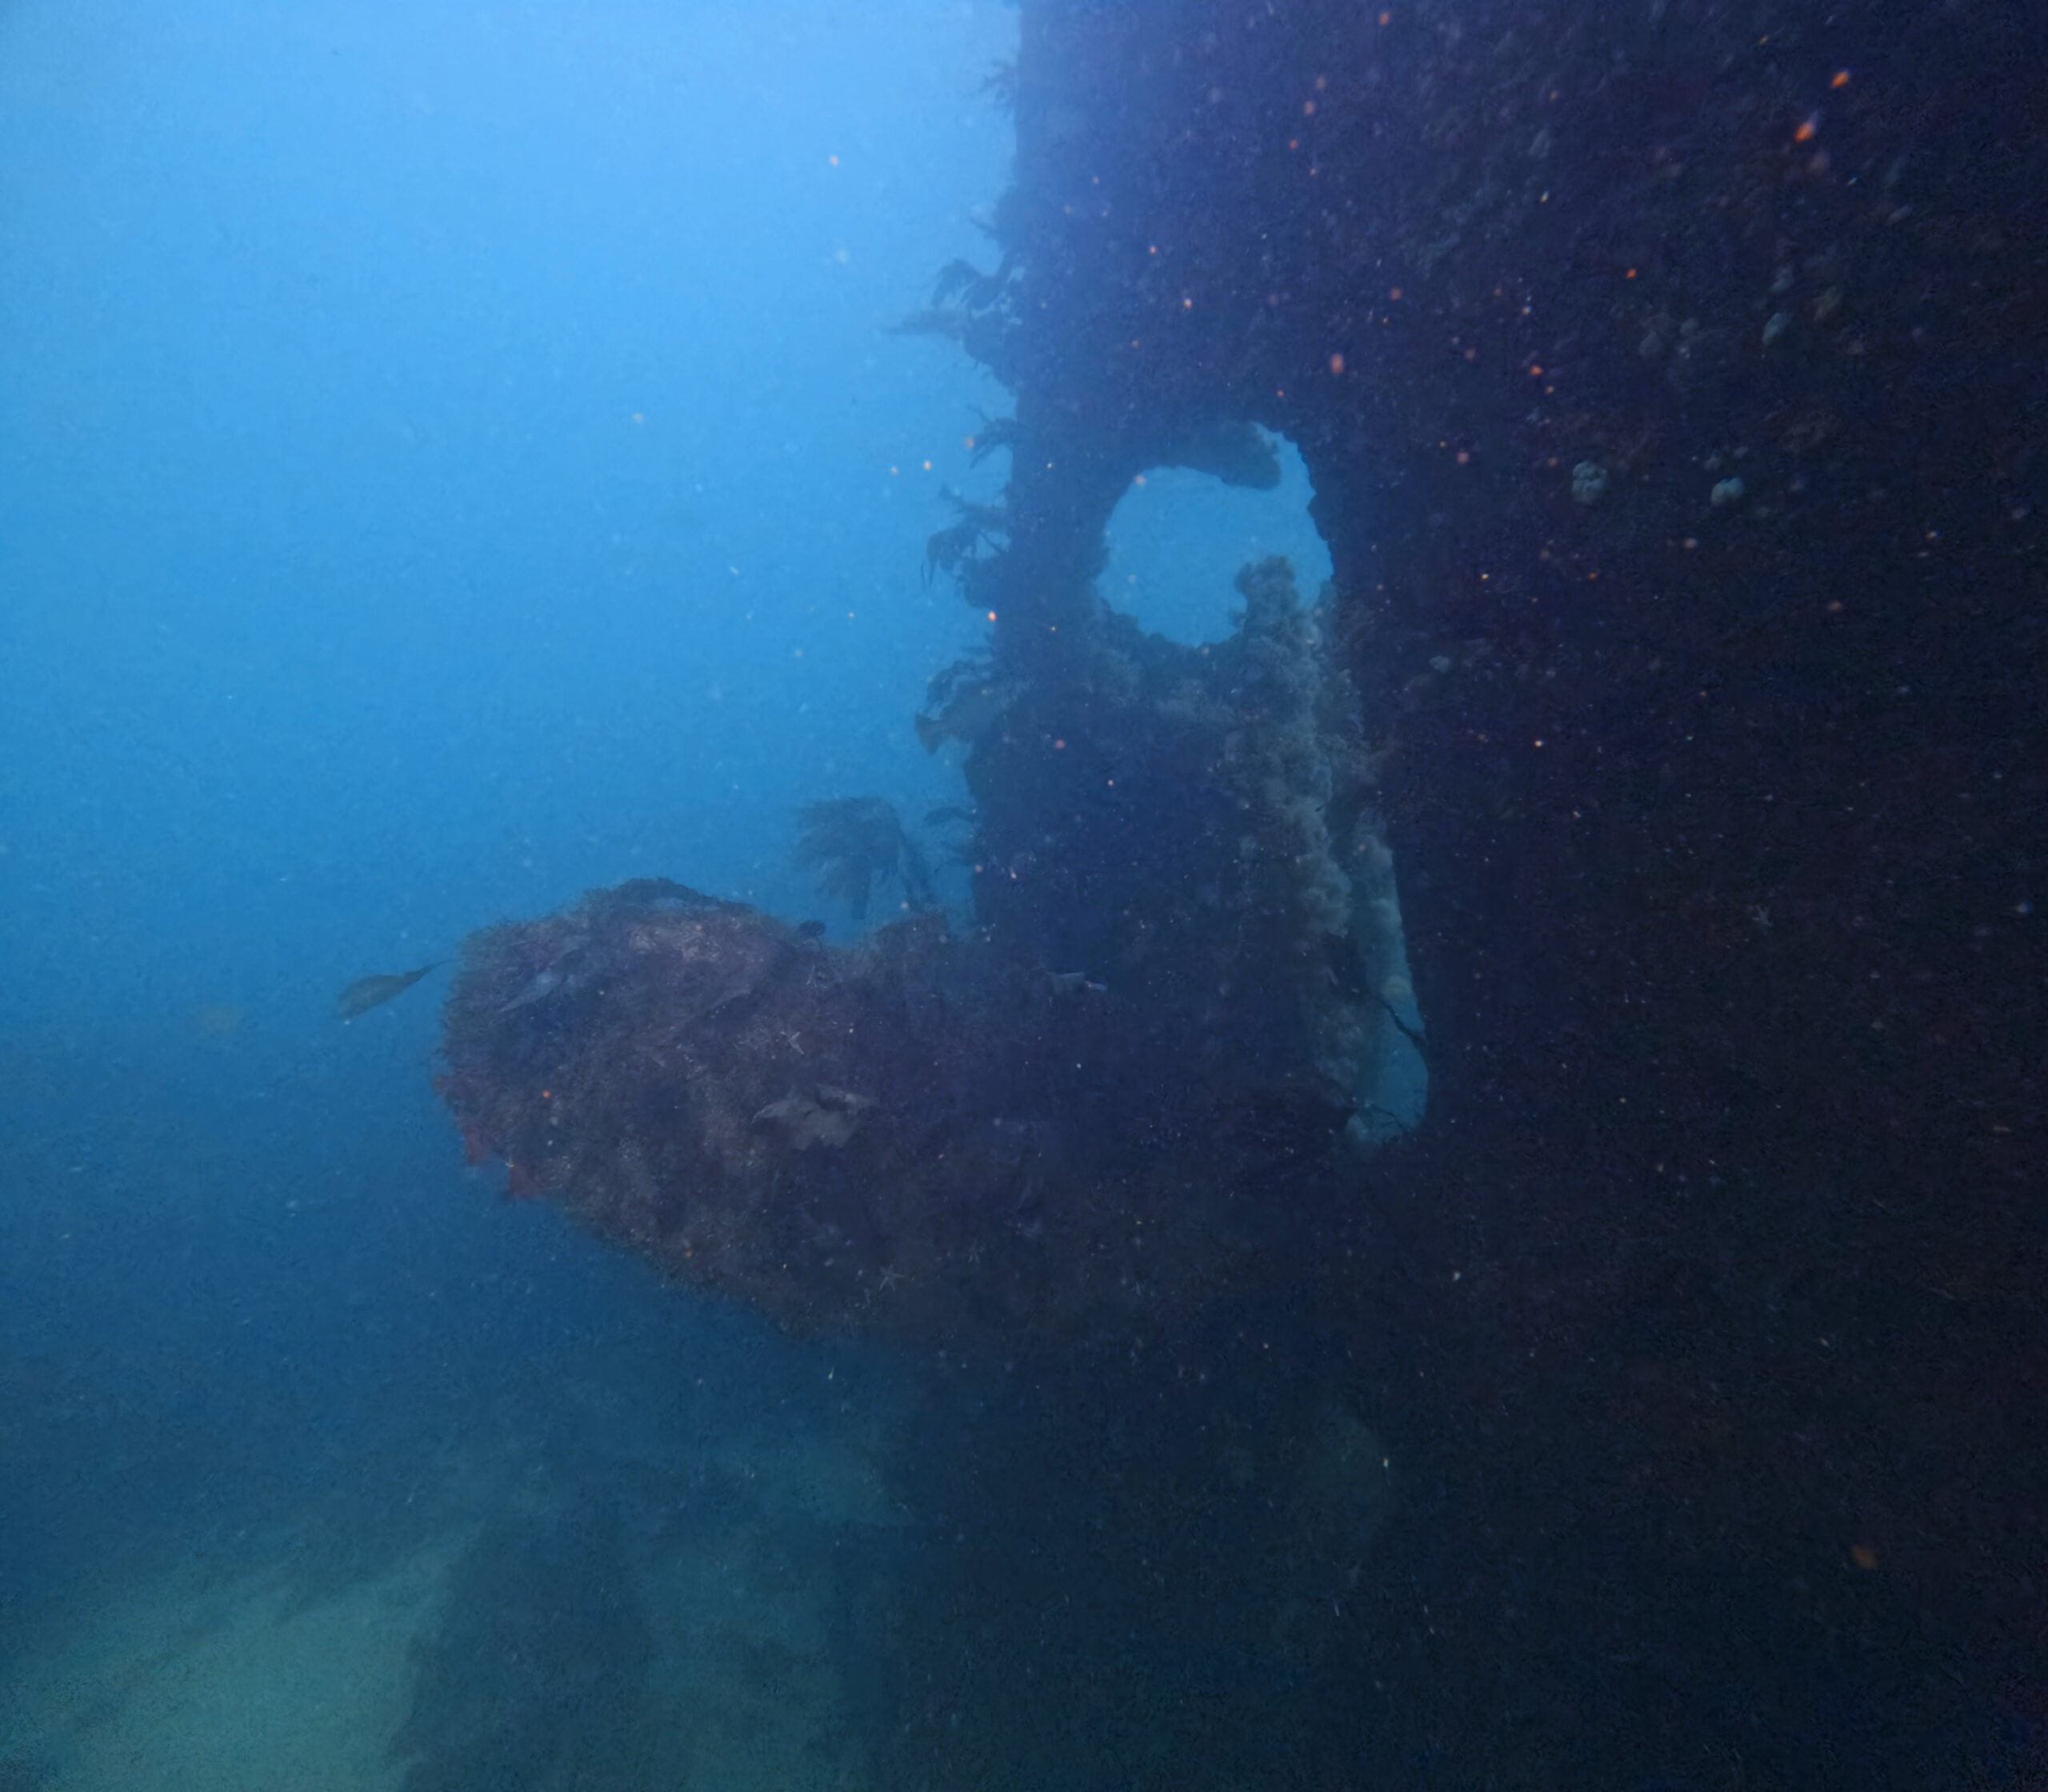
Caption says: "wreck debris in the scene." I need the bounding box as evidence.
[442,554,1403,1344]
[438,881,1346,1342]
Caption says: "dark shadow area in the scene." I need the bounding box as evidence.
[869,0,2048,1783]
[391,1510,653,1792]
[871,1301,1396,1792]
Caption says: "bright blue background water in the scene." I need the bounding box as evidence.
[1,0,1018,1038]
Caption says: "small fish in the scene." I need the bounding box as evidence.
[338,962,442,1022]
[496,931,599,1014]
[885,308,970,342]
[914,680,1016,754]
[1046,970,1106,997]
[752,1085,870,1150]
[193,1002,244,1038]
[498,966,565,1013]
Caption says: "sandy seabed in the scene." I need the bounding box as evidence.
[0,1418,904,1792]
[0,1543,454,1792]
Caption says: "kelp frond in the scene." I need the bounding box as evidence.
[922,490,1010,588]
[793,798,936,921]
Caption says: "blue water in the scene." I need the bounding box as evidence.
[0,4,1020,1780]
